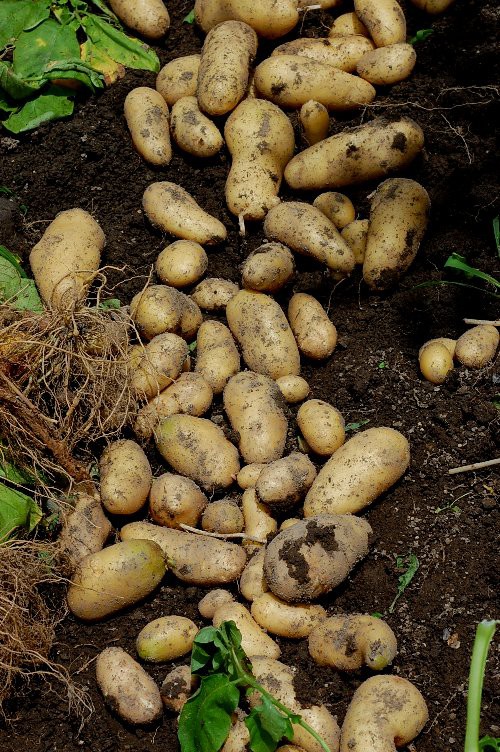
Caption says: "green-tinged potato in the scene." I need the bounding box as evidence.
[357,43,416,84]
[197,21,258,116]
[143,182,227,244]
[198,589,235,619]
[418,337,457,358]
[195,320,240,394]
[237,463,266,489]
[212,601,280,658]
[300,100,329,146]
[242,487,277,550]
[293,706,341,752]
[340,675,428,752]
[363,178,430,291]
[136,616,198,662]
[288,293,337,360]
[264,515,372,602]
[256,453,317,508]
[60,493,112,565]
[121,521,247,585]
[100,439,152,515]
[155,414,240,490]
[254,56,376,111]
[304,427,409,516]
[227,291,300,378]
[264,203,355,276]
[130,333,189,398]
[239,548,269,601]
[341,219,369,264]
[30,208,104,310]
[108,0,169,39]
[149,473,207,528]
[67,539,166,620]
[156,55,200,105]
[313,192,355,230]
[284,116,424,190]
[354,0,406,47]
[419,342,454,384]
[276,375,310,404]
[130,285,183,340]
[252,593,326,638]
[170,96,224,158]
[224,371,288,463]
[124,87,171,166]
[455,325,499,368]
[191,278,240,312]
[297,399,345,456]
[248,656,297,709]
[194,0,299,39]
[161,665,198,712]
[202,499,245,534]
[273,36,374,72]
[329,12,370,37]
[96,647,163,725]
[242,243,295,293]
[225,99,295,220]
[156,240,208,288]
[408,0,456,12]
[309,614,397,671]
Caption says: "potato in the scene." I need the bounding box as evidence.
[263,515,372,602]
[170,96,224,158]
[300,101,329,146]
[143,182,227,244]
[130,285,183,340]
[247,657,297,712]
[202,499,245,534]
[67,539,166,620]
[149,473,208,529]
[222,719,251,752]
[313,192,355,230]
[242,487,277,549]
[30,208,105,310]
[256,453,317,508]
[357,43,416,85]
[225,99,295,220]
[340,675,428,752]
[454,325,499,368]
[309,614,397,671]
[363,178,430,291]
[136,616,198,662]
[59,493,112,565]
[198,589,235,619]
[130,333,189,398]
[284,116,425,190]
[195,321,240,394]
[156,55,200,105]
[180,295,204,340]
[276,375,310,404]
[273,36,374,73]
[99,439,152,515]
[191,278,240,311]
[237,463,266,489]
[329,12,370,38]
[96,647,163,725]
[304,427,410,516]
[108,0,169,39]
[418,337,456,358]
[194,0,299,39]
[212,601,280,658]
[161,665,198,712]
[288,293,337,360]
[124,87,171,166]
[280,517,301,530]
[254,56,375,111]
[419,341,454,384]
[341,219,369,264]
[155,414,240,490]
[242,243,294,293]
[239,548,269,601]
[156,240,208,288]
[293,705,341,752]
[226,291,301,378]
[252,593,326,638]
[121,521,247,585]
[353,0,406,47]
[197,21,258,116]
[224,371,288,463]
[409,0,455,12]
[297,399,345,456]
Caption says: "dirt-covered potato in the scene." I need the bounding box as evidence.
[263,515,372,602]
[288,293,337,360]
[276,375,310,404]
[363,178,430,291]
[198,589,235,619]
[251,593,326,638]
[156,55,200,105]
[143,182,227,244]
[284,116,424,190]
[96,647,163,725]
[124,87,171,166]
[225,99,295,220]
[239,548,269,601]
[67,539,166,620]
[195,320,240,394]
[191,278,240,311]
[99,439,152,515]
[293,705,341,752]
[256,453,317,508]
[409,0,455,12]
[202,499,245,534]
[273,36,374,72]
[248,656,297,709]
[212,601,280,658]
[329,12,370,37]
[194,0,299,39]
[130,285,183,340]
[222,719,251,752]
[341,219,369,264]
[242,243,295,293]
[170,96,224,158]
[304,426,410,515]
[237,463,267,489]
[60,493,112,565]
[136,616,198,662]
[357,43,416,84]
[149,473,208,529]
[300,100,329,146]
[226,291,301,378]
[309,614,398,671]
[298,400,345,457]
[418,337,457,358]
[156,240,208,288]
[108,0,169,39]
[130,333,189,398]
[419,341,454,384]
[161,665,198,712]
[313,192,355,230]
[354,0,406,47]
[454,325,499,368]
[280,517,301,530]
[242,488,277,550]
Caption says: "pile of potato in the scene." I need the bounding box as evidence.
[419,324,499,384]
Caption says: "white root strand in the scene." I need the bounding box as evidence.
[463,318,500,326]
[179,523,266,544]
[448,457,500,475]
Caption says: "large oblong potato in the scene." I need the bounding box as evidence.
[170,96,224,158]
[354,0,406,47]
[272,36,374,72]
[251,593,326,638]
[308,614,397,671]
[130,332,189,398]
[304,427,410,516]
[194,0,299,39]
[255,453,317,508]
[212,601,280,658]
[100,439,152,515]
[357,43,416,85]
[195,320,240,394]
[136,616,198,662]
[124,87,171,166]
[454,325,499,368]
[297,399,345,456]
[288,293,337,360]
[149,473,208,528]
[156,55,200,105]
[143,182,227,244]
[242,243,295,293]
[60,493,112,565]
[108,0,169,39]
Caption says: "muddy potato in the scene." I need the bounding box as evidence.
[297,399,345,457]
[418,337,457,358]
[329,12,370,37]
[170,96,224,157]
[313,192,355,230]
[130,333,189,398]
[240,548,269,601]
[293,705,341,752]
[143,182,227,244]
[161,665,198,712]
[136,615,198,662]
[242,243,294,293]
[300,101,329,146]
[341,219,369,264]
[252,593,326,638]
[212,601,280,658]
[130,285,183,340]
[60,493,112,565]
[242,488,277,551]
[357,43,416,85]
[179,295,203,340]
[276,375,310,404]
[419,341,454,384]
[455,325,499,368]
[280,517,301,530]
[124,87,171,166]
[237,463,266,489]
[195,320,240,394]
[198,589,235,619]
[304,427,410,516]
[156,55,200,105]
[288,293,337,360]
[100,439,152,515]
[222,719,251,752]
[194,0,299,39]
[309,614,397,671]
[354,0,406,47]
[156,240,208,288]
[409,0,455,12]
[109,0,169,38]
[256,453,317,508]
[202,499,245,534]
[149,473,207,529]
[191,278,240,311]
[273,36,374,73]
[248,656,297,709]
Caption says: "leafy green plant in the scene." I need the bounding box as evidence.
[377,360,389,369]
[0,245,43,311]
[183,9,196,23]
[345,419,370,432]
[409,29,433,44]
[464,620,499,752]
[0,482,42,541]
[415,252,500,300]
[388,553,419,613]
[434,499,461,515]
[178,621,333,752]
[493,217,499,258]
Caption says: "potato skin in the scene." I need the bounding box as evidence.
[409,0,455,12]
[354,0,406,47]
[59,493,112,565]
[242,487,277,549]
[256,453,317,507]
[292,705,341,752]
[156,240,208,288]
[237,463,266,489]
[239,548,269,601]
[313,192,355,230]
[300,101,329,146]
[130,332,189,398]
[108,0,169,39]
[195,320,240,394]
[419,341,454,384]
[212,601,280,658]
[297,399,345,456]
[194,0,299,39]
[341,219,369,264]
[161,665,198,712]
[100,439,152,515]
[170,96,224,158]
[273,36,374,73]
[276,375,310,403]
[156,55,200,105]
[308,614,398,670]
[357,43,416,85]
[329,12,370,37]
[251,592,326,638]
[288,293,337,360]
[454,325,499,368]
[124,87,171,166]
[242,243,295,293]
[149,473,208,528]
[202,499,244,534]
[130,285,183,340]
[191,278,239,311]
[136,616,198,662]
[198,589,235,619]
[143,182,227,244]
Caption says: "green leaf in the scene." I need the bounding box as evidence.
[246,695,294,752]
[178,674,240,752]
[13,18,80,78]
[0,245,28,278]
[0,90,17,113]
[43,60,104,92]
[183,9,195,23]
[377,361,388,369]
[371,611,383,619]
[0,482,42,541]
[2,86,74,134]
[444,253,499,290]
[345,419,370,432]
[409,29,433,44]
[493,217,500,258]
[479,736,500,751]
[0,460,34,486]
[389,553,419,613]
[83,16,160,72]
[0,250,43,311]
[0,0,51,50]
[191,626,221,674]
[188,340,197,352]
[0,61,45,101]
[80,39,125,85]
[99,298,121,310]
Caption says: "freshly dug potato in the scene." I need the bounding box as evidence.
[191,278,240,311]
[254,56,376,111]
[256,453,317,508]
[313,192,355,230]
[155,414,240,490]
[161,665,198,712]
[273,36,374,73]
[239,548,269,601]
[225,99,295,220]
[121,521,247,585]
[418,337,457,358]
[224,371,288,463]
[100,439,152,515]
[130,285,183,340]
[284,116,424,190]
[202,499,245,534]
[409,0,455,12]
[455,325,499,368]
[288,293,337,360]
[226,291,301,378]
[96,647,163,725]
[195,320,240,394]
[329,12,370,37]
[179,295,203,340]
[293,705,341,752]
[197,21,258,116]
[149,473,208,529]
[308,614,397,671]
[357,43,416,85]
[212,601,280,658]
[136,616,198,662]
[170,96,224,158]
[30,208,105,310]
[156,55,200,105]
[130,332,189,398]
[340,675,428,752]
[67,539,166,620]
[156,240,208,288]
[297,400,345,456]
[60,493,112,565]
[252,593,326,638]
[276,375,310,404]
[304,427,410,516]
[263,515,372,602]
[341,219,369,264]
[198,589,235,619]
[222,719,251,752]
[143,182,227,244]
[237,463,266,489]
[124,87,171,166]
[242,243,294,293]
[242,488,277,550]
[353,0,406,47]
[363,178,430,291]
[249,656,297,709]
[276,747,306,752]
[194,0,299,39]
[300,101,329,146]
[108,0,169,39]
[419,341,454,384]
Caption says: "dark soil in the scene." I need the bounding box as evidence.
[0,0,499,750]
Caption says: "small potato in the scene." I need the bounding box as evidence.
[96,647,163,725]
[130,333,189,398]
[195,320,240,394]
[156,241,208,288]
[419,341,454,384]
[108,0,169,39]
[59,493,112,565]
[143,182,227,245]
[313,192,355,230]
[409,0,455,12]
[293,705,341,752]
[194,0,299,39]
[354,0,406,47]
[161,665,198,712]
[249,656,297,709]
[357,43,416,85]
[276,375,310,404]
[297,399,345,456]
[170,96,224,158]
[149,473,208,529]
[136,616,198,662]
[309,614,397,671]
[156,55,200,105]
[242,243,295,293]
[341,219,369,264]
[100,439,152,515]
[329,12,370,37]
[242,487,277,549]
[418,337,456,358]
[191,278,240,311]
[252,593,326,638]
[256,453,317,508]
[130,285,183,340]
[124,87,171,166]
[304,427,410,516]
[198,589,235,619]
[212,601,280,658]
[222,719,251,752]
[239,548,269,601]
[180,296,203,340]
[237,463,266,489]
[280,517,301,530]
[288,293,338,360]
[300,100,329,146]
[202,499,245,534]
[273,36,374,73]
[455,325,499,368]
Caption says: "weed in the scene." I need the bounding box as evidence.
[389,553,419,613]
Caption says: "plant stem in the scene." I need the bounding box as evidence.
[464,620,498,752]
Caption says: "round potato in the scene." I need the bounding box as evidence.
[191,278,240,311]
[297,399,345,456]
[59,493,112,565]
[156,55,200,105]
[202,499,245,534]
[308,614,397,671]
[212,601,280,658]
[341,219,369,264]
[329,12,370,37]
[198,589,235,619]
[236,463,266,489]
[313,192,355,230]
[252,593,326,639]
[288,293,337,360]
[242,487,277,549]
[194,0,299,39]
[419,341,454,384]
[170,96,224,158]
[108,0,169,39]
[130,333,189,398]
[149,473,208,529]
[353,0,406,47]
[357,43,416,85]
[130,285,184,340]
[300,100,329,146]
[124,87,171,166]
[275,375,310,404]
[418,337,457,358]
[273,36,374,73]
[255,453,317,508]
[454,325,499,368]
[161,665,198,712]
[100,439,152,515]
[195,320,240,394]
[156,241,208,288]
[239,548,269,602]
[136,616,198,662]
[242,243,294,293]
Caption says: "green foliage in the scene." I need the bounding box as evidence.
[414,252,500,300]
[345,419,370,432]
[479,737,500,752]
[409,29,433,44]
[388,553,419,613]
[492,217,499,258]
[98,297,121,310]
[464,620,499,752]
[377,360,389,369]
[0,245,43,311]
[183,9,196,23]
[434,499,461,515]
[0,482,42,541]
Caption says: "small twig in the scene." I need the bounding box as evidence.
[463,318,500,326]
[179,524,266,544]
[449,458,500,475]
[238,214,246,237]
